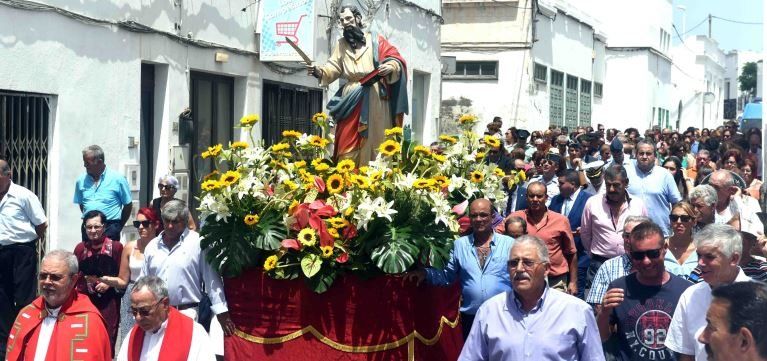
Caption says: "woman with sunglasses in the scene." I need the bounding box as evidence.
[98,207,160,345]
[662,156,690,199]
[151,174,196,231]
[664,202,699,281]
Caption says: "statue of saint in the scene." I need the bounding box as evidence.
[308,6,408,164]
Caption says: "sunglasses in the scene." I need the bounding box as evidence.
[669,214,693,222]
[38,272,66,282]
[158,184,176,190]
[630,248,663,261]
[508,258,543,269]
[130,299,165,317]
[133,220,152,228]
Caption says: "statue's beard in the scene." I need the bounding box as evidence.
[343,25,366,49]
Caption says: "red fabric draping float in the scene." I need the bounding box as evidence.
[224,268,463,360]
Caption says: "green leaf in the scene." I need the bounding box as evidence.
[301,254,322,278]
[370,240,419,274]
[306,268,336,293]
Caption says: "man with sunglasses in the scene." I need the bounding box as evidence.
[5,250,111,361]
[666,224,753,361]
[530,153,562,206]
[459,235,603,360]
[74,145,132,241]
[117,276,214,361]
[596,221,692,361]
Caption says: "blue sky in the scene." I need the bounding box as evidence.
[671,0,763,52]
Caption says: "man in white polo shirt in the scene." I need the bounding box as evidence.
[0,159,47,359]
[666,223,753,361]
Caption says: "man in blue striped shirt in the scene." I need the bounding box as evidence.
[408,198,515,339]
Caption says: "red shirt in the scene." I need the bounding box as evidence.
[510,210,576,276]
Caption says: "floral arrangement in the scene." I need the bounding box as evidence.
[197,113,511,293]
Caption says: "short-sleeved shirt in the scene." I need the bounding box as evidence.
[625,162,682,237]
[586,254,633,306]
[73,167,132,221]
[665,269,752,361]
[664,250,699,281]
[0,182,47,245]
[608,273,692,361]
[530,175,560,207]
[743,258,767,282]
[511,210,576,277]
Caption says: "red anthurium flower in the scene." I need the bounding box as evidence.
[452,199,469,215]
[335,252,349,263]
[313,176,326,193]
[281,238,301,250]
[342,225,358,239]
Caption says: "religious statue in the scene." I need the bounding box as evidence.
[307,6,409,164]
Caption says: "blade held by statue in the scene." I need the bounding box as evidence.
[285,37,313,65]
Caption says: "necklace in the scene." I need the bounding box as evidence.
[476,245,491,269]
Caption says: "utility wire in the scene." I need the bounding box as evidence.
[711,15,762,25]
[672,24,695,54]
[680,16,708,35]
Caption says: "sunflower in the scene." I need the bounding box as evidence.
[320,246,334,258]
[458,114,478,124]
[327,217,350,229]
[432,153,447,163]
[271,161,289,171]
[470,170,484,183]
[201,179,220,191]
[475,152,486,160]
[327,174,344,194]
[327,228,340,239]
[413,178,435,189]
[336,159,355,173]
[206,144,223,157]
[312,112,328,124]
[344,207,355,217]
[244,214,260,226]
[293,160,307,168]
[350,174,370,189]
[282,130,302,139]
[203,170,220,181]
[483,135,501,148]
[230,141,249,150]
[432,175,449,188]
[379,140,401,156]
[413,145,431,155]
[282,180,298,191]
[288,200,300,215]
[493,168,506,177]
[308,135,330,148]
[271,143,290,152]
[298,228,317,247]
[219,171,241,186]
[263,255,278,271]
[279,151,293,158]
[518,170,527,182]
[384,127,403,137]
[439,135,458,144]
[240,114,259,127]
[314,162,330,172]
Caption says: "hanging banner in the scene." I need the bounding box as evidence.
[259,0,316,62]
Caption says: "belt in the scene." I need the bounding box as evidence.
[175,302,199,311]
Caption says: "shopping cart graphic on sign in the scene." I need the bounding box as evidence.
[276,14,307,45]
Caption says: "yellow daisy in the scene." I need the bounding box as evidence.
[483,135,501,148]
[327,174,345,194]
[219,170,241,186]
[320,246,334,258]
[230,141,248,150]
[201,179,220,191]
[207,144,223,157]
[327,228,340,239]
[298,228,317,247]
[293,160,307,168]
[271,143,290,152]
[350,174,370,189]
[282,130,302,138]
[494,168,506,177]
[336,159,356,173]
[413,145,431,155]
[470,170,484,183]
[263,255,278,271]
[308,135,330,148]
[244,214,260,226]
[432,153,447,163]
[439,135,458,144]
[384,127,403,137]
[458,114,478,124]
[379,140,401,156]
[327,217,350,229]
[282,180,298,191]
[413,178,434,189]
[240,114,259,127]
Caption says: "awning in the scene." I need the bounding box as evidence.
[743,102,762,120]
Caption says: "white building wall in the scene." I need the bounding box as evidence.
[670,36,727,130]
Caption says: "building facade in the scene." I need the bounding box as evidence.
[0,0,442,251]
[670,35,727,130]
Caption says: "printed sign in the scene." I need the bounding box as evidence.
[260,0,315,62]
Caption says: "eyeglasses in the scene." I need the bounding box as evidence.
[508,258,544,269]
[469,212,491,219]
[130,299,165,317]
[38,272,66,282]
[158,184,176,190]
[669,214,693,223]
[629,248,663,261]
[83,224,104,230]
[133,220,152,228]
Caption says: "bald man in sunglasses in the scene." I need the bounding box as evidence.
[596,221,692,361]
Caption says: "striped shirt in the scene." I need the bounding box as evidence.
[585,254,632,306]
[743,258,767,282]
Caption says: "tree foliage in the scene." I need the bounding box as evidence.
[739,62,758,97]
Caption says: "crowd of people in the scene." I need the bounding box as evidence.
[0,146,227,361]
[1,117,766,360]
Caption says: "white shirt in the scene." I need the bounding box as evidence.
[561,188,581,217]
[0,182,47,245]
[715,196,765,236]
[665,269,752,360]
[33,306,60,361]
[117,318,215,361]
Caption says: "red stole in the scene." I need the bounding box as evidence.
[127,307,194,361]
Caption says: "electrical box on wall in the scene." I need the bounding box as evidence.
[172,145,190,172]
[174,172,189,203]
